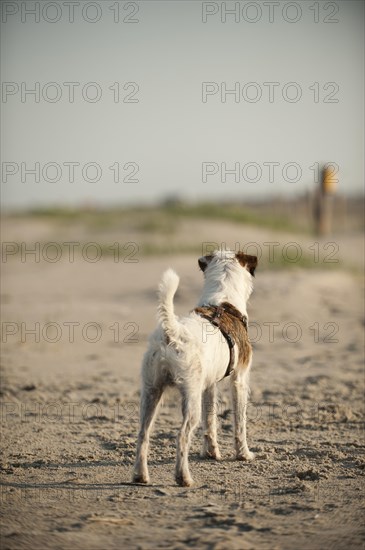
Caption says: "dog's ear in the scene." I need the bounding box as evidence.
[198,254,213,272]
[236,252,257,277]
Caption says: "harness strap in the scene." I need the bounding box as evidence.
[197,312,235,378]
[194,303,248,379]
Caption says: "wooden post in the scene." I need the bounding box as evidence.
[314,165,337,236]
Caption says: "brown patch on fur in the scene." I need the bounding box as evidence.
[198,254,214,272]
[235,252,257,277]
[194,302,252,369]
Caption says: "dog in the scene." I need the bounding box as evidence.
[132,249,257,487]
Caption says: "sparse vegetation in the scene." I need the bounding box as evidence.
[17,201,307,233]
[4,197,362,270]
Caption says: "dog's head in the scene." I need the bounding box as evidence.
[198,249,257,306]
[198,250,257,278]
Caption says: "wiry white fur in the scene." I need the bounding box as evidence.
[133,249,255,487]
[198,250,253,317]
[157,268,180,342]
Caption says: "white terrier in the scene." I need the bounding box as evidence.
[133,249,257,487]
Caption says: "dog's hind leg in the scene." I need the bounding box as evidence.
[133,384,164,484]
[231,364,255,461]
[175,385,201,487]
[202,384,221,460]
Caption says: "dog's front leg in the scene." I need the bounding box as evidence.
[231,366,254,461]
[202,385,221,460]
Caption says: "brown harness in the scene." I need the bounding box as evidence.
[194,302,248,379]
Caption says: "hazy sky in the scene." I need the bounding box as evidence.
[1,0,364,209]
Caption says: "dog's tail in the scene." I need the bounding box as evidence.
[158,269,181,343]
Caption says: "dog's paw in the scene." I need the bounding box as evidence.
[203,437,221,460]
[176,474,194,487]
[236,450,255,462]
[203,449,221,461]
[132,473,150,484]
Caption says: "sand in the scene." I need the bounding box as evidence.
[1,216,364,549]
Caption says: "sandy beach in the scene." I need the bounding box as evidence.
[1,212,364,549]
